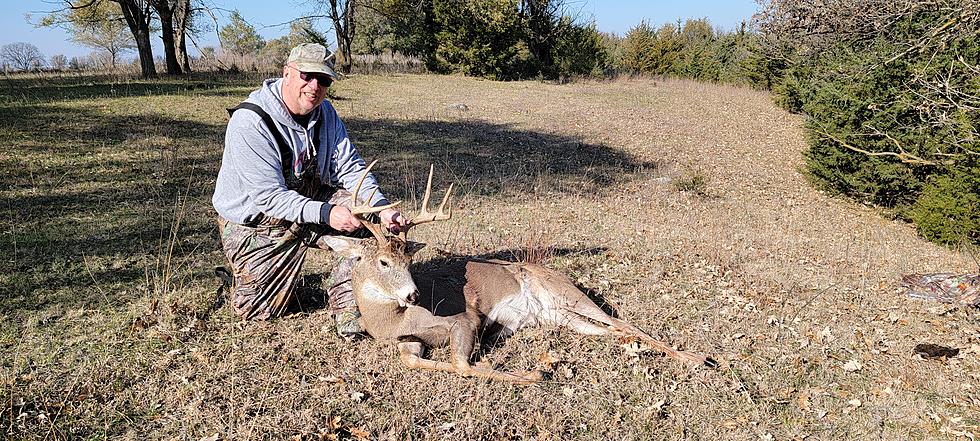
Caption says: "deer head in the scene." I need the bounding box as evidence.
[320,162,453,308]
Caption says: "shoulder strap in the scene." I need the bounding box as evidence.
[228,102,292,178]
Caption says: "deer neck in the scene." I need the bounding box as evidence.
[352,279,407,339]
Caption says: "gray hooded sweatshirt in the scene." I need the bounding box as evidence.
[212,78,388,225]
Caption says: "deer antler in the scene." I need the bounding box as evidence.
[350,160,401,245]
[399,165,454,241]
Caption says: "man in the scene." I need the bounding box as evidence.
[213,43,406,338]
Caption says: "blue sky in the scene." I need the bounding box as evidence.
[3,1,759,61]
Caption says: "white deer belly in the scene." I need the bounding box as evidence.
[484,268,561,333]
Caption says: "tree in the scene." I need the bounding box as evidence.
[756,0,980,244]
[171,0,193,71]
[38,0,154,76]
[318,0,357,72]
[41,0,136,69]
[432,0,526,79]
[1,42,46,71]
[356,0,439,60]
[50,54,69,70]
[149,0,182,73]
[518,0,563,78]
[219,10,265,57]
[262,19,328,66]
[113,0,157,77]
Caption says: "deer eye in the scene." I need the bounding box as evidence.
[379,258,390,268]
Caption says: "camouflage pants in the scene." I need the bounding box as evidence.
[217,190,363,325]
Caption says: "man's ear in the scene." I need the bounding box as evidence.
[405,241,427,257]
[319,235,370,258]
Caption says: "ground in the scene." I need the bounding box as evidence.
[1,73,977,440]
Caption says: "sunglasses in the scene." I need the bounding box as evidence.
[288,65,333,87]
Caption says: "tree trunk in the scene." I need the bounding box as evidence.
[328,0,356,73]
[173,0,192,72]
[115,0,157,78]
[152,0,183,74]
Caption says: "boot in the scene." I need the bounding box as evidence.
[327,256,367,341]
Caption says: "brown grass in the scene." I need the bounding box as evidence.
[1,73,978,440]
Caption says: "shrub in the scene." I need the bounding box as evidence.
[909,168,980,245]
[769,1,980,245]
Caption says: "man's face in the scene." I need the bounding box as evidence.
[281,64,330,116]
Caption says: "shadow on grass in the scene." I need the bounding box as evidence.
[1,81,658,316]
[0,71,265,103]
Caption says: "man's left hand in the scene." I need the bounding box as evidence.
[379,208,409,234]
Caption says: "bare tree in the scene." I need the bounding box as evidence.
[50,54,69,70]
[1,42,46,71]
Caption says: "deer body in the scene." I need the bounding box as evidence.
[325,163,716,383]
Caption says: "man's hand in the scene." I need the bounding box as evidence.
[380,208,409,234]
[329,206,362,232]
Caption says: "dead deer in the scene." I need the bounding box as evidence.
[321,161,718,383]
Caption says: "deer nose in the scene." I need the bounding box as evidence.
[406,290,419,305]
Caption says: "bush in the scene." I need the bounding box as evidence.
[779,2,980,245]
[552,19,609,78]
[909,169,980,245]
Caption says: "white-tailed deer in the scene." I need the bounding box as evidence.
[322,162,718,383]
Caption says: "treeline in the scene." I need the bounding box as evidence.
[755,0,979,246]
[349,1,769,83]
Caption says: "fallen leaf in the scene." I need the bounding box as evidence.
[820,326,834,342]
[349,426,370,440]
[199,434,220,441]
[843,360,863,372]
[797,392,812,412]
[562,387,574,397]
[350,391,366,402]
[538,351,560,368]
[559,365,574,379]
[327,415,343,431]
[319,375,345,384]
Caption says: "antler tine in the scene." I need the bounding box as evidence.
[348,159,401,244]
[412,164,454,225]
[350,160,401,216]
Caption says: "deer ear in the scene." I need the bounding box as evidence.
[319,235,371,257]
[404,241,427,256]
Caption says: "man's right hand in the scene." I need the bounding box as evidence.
[329,206,362,232]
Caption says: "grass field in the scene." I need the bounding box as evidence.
[2,72,978,440]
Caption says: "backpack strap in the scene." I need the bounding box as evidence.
[228,102,293,179]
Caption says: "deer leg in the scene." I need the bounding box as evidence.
[604,316,718,369]
[397,342,542,383]
[552,301,718,369]
[398,341,459,372]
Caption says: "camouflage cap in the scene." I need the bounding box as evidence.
[286,43,338,79]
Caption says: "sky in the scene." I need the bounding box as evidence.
[1,1,759,61]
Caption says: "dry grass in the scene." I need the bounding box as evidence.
[1,73,978,440]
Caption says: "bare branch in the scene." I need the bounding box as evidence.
[815,127,953,166]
